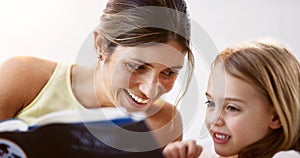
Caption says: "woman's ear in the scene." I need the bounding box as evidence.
[94,31,102,53]
[269,113,281,129]
[94,31,104,60]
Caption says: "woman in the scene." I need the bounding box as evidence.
[0,0,194,148]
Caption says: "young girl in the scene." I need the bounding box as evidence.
[163,40,300,158]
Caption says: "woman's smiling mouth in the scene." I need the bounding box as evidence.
[125,89,151,104]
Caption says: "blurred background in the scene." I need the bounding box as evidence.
[1,0,299,63]
[1,0,299,149]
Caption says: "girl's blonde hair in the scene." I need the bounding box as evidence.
[215,40,300,157]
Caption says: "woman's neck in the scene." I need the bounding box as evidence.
[71,65,100,108]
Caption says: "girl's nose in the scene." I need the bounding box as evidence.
[206,106,225,128]
[213,114,225,126]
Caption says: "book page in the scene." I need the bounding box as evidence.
[0,118,28,132]
[31,107,145,127]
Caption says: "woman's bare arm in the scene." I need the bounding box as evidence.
[0,56,56,120]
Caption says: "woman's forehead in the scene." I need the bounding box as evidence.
[115,42,186,67]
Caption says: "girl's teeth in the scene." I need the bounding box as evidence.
[127,90,150,104]
[215,134,229,140]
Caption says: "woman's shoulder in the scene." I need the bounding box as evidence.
[1,56,58,86]
[273,150,300,158]
[2,56,56,67]
[1,56,57,73]
[0,56,58,118]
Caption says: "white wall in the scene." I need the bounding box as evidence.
[0,0,104,64]
[188,0,300,60]
[1,0,299,148]
[1,0,299,63]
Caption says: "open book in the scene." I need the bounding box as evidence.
[0,108,165,158]
[0,107,144,132]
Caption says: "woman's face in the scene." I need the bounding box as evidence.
[98,41,186,113]
[205,64,278,157]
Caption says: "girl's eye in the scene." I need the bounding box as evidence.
[205,100,215,107]
[127,63,146,73]
[225,105,240,113]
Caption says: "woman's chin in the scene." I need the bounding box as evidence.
[118,104,146,113]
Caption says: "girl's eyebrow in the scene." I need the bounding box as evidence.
[129,58,183,69]
[224,97,246,104]
[206,92,246,104]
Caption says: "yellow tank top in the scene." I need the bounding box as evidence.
[16,63,85,124]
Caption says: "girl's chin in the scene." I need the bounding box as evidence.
[216,150,238,158]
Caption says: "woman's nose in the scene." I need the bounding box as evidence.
[139,74,165,98]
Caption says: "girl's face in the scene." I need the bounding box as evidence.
[205,64,278,157]
[98,41,185,113]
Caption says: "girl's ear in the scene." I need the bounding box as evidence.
[269,113,281,129]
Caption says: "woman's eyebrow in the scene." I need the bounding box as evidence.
[130,58,183,69]
[169,66,184,70]
[128,58,152,66]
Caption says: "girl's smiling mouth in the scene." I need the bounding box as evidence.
[212,131,231,144]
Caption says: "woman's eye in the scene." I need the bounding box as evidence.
[163,70,178,77]
[161,69,179,79]
[127,63,146,73]
[226,105,240,113]
[205,100,215,107]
